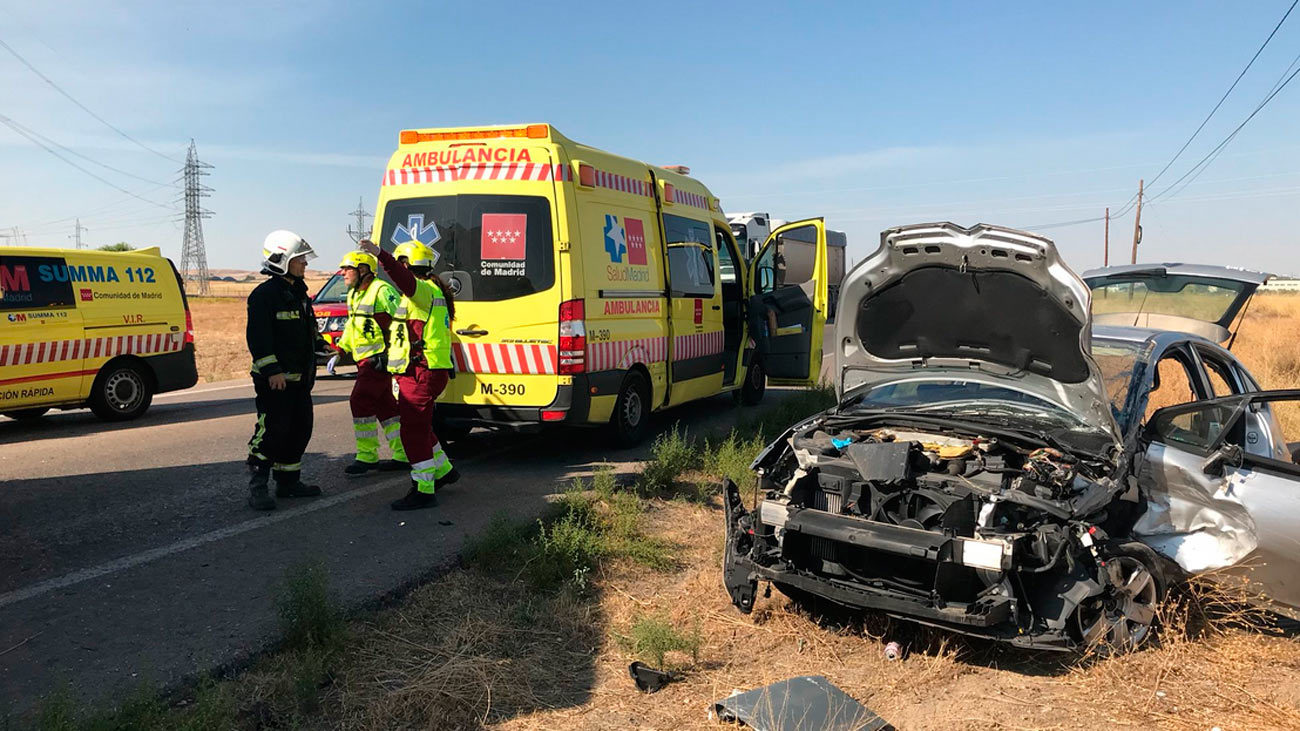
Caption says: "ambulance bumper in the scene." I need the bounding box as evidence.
[151,343,199,394]
[438,376,595,430]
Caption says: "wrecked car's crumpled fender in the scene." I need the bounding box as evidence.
[1133,443,1258,573]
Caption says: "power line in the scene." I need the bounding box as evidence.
[1147,61,1300,205]
[0,35,181,163]
[1144,0,1298,191]
[0,113,170,186]
[0,114,175,211]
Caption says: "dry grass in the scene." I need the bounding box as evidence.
[187,275,332,383]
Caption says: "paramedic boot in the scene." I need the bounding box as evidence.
[273,465,321,498]
[378,459,409,472]
[391,480,437,511]
[438,467,461,488]
[247,463,276,511]
[344,459,380,476]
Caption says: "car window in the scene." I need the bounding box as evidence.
[1151,401,1239,452]
[1145,354,1201,423]
[1203,359,1238,397]
[667,244,714,298]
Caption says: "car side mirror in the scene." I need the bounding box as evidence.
[1202,443,1243,477]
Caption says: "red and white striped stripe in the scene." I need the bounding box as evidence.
[0,332,182,367]
[673,331,724,361]
[592,169,652,197]
[587,336,668,372]
[672,187,710,211]
[383,163,573,187]
[452,342,556,375]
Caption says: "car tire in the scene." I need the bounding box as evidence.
[611,370,651,448]
[1075,541,1166,654]
[736,360,765,406]
[89,361,153,421]
[3,407,50,421]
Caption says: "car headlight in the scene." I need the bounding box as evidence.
[316,317,328,331]
[327,316,347,332]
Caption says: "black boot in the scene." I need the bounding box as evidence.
[378,459,409,472]
[344,460,380,476]
[391,481,437,511]
[247,464,275,511]
[438,467,461,488]
[274,472,321,498]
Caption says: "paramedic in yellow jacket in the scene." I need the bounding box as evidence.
[358,238,459,510]
[336,250,408,475]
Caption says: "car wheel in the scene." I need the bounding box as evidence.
[89,362,153,421]
[3,407,50,421]
[611,370,651,448]
[736,360,765,406]
[1075,542,1164,654]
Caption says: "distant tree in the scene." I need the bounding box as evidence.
[97,242,134,252]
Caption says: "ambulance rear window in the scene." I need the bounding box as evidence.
[378,195,554,302]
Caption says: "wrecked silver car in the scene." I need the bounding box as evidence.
[724,223,1287,652]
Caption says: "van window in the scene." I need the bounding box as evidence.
[378,195,554,302]
[664,214,711,247]
[1,254,75,310]
[668,244,714,297]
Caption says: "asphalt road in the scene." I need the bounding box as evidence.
[0,372,786,718]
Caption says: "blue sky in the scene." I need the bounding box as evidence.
[2,1,1299,275]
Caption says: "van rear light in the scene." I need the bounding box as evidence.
[184,308,195,345]
[558,298,586,375]
[541,409,568,422]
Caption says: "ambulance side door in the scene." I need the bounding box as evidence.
[663,213,723,406]
[748,219,828,386]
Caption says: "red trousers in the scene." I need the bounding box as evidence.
[350,359,399,421]
[397,365,449,466]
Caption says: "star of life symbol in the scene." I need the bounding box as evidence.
[392,214,441,247]
[603,214,626,263]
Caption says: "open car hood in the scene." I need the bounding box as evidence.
[1083,263,1271,344]
[835,222,1121,443]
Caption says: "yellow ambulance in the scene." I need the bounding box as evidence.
[367,123,829,444]
[0,246,197,422]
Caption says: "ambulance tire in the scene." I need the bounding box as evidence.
[736,360,766,406]
[3,407,49,421]
[611,371,651,448]
[89,360,154,421]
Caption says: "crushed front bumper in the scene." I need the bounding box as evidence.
[721,480,1085,650]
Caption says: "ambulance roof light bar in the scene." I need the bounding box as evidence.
[400,124,549,145]
[661,165,691,175]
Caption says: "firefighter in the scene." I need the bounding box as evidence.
[245,230,325,510]
[357,238,459,510]
[336,250,408,476]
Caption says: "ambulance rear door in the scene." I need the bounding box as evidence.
[376,142,567,412]
[748,218,828,387]
[0,250,85,413]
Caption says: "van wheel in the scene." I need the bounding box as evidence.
[89,362,153,421]
[736,360,766,406]
[611,371,651,448]
[3,407,49,421]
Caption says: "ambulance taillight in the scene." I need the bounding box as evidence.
[558,299,586,375]
[184,308,195,346]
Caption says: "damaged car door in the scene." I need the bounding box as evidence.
[1137,390,1300,615]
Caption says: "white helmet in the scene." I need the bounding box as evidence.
[261,230,317,275]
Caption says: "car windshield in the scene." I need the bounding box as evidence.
[847,380,1097,432]
[1091,339,1143,424]
[313,272,348,304]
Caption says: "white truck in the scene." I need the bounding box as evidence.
[728,212,848,322]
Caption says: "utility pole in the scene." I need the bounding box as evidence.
[70,218,87,249]
[1103,207,1109,267]
[179,140,214,296]
[1130,179,1144,265]
[346,197,372,243]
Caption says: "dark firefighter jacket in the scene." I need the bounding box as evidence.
[246,274,322,385]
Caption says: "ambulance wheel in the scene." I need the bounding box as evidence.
[736,360,766,406]
[3,407,49,421]
[89,361,153,421]
[611,371,650,448]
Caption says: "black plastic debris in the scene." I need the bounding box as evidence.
[628,661,678,693]
[712,675,893,731]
